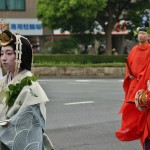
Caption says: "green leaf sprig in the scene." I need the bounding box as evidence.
[6,76,37,107]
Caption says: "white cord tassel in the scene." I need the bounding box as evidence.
[13,34,32,77]
[14,34,22,76]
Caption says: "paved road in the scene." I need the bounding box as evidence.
[39,79,141,150]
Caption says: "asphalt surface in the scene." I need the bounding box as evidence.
[38,78,141,150]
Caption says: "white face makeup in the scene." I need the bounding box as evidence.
[0,46,16,75]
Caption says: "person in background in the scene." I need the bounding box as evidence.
[0,30,54,150]
[88,43,96,55]
[112,48,118,55]
[81,45,88,54]
[116,27,150,150]
[97,44,106,55]
[123,46,129,54]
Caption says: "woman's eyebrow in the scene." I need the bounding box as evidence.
[1,49,14,52]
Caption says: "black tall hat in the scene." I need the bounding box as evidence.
[138,21,149,33]
[139,27,147,32]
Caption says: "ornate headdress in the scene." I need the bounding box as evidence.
[134,22,150,36]
[0,31,13,46]
[0,19,12,46]
[0,20,32,76]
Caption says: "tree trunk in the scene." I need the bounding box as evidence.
[105,28,112,54]
[104,5,115,55]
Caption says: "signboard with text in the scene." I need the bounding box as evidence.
[6,18,43,35]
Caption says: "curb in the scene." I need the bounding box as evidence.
[32,67,126,78]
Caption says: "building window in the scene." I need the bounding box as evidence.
[0,0,25,10]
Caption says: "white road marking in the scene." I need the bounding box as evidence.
[75,80,91,82]
[38,79,124,83]
[67,82,88,85]
[64,101,94,105]
[118,79,124,82]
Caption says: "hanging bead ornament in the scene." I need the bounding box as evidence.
[0,19,10,32]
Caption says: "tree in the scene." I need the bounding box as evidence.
[36,0,106,32]
[37,0,150,54]
[97,0,150,54]
[36,0,106,50]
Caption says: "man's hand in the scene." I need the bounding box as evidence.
[129,75,134,80]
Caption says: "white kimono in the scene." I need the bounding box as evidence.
[0,70,54,150]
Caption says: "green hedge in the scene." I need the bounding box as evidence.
[33,54,128,64]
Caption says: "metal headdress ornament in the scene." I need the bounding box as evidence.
[0,32,13,46]
[0,19,12,46]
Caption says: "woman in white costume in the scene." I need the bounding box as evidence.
[0,30,54,150]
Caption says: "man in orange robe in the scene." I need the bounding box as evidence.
[116,27,150,149]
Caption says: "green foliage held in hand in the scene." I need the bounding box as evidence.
[6,76,37,107]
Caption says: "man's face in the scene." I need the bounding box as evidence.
[0,46,16,73]
[138,31,148,44]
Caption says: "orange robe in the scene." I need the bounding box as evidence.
[116,42,150,148]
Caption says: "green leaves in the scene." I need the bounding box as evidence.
[6,76,37,107]
[36,0,107,31]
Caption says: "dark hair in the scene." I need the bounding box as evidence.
[0,30,32,71]
[19,37,32,71]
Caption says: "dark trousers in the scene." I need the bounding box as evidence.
[144,139,150,150]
